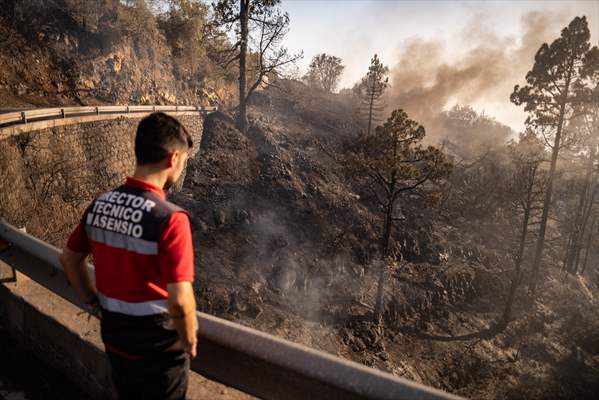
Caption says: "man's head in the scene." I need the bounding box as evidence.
[135,112,193,190]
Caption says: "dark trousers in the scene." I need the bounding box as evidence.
[107,350,190,400]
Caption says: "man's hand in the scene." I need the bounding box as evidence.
[60,247,97,309]
[166,337,198,358]
[167,281,198,359]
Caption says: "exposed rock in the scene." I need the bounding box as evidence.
[235,209,251,224]
[195,219,210,234]
[213,209,226,227]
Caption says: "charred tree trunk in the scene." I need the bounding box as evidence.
[501,166,535,327]
[581,215,596,274]
[367,84,375,136]
[563,232,574,271]
[564,188,587,272]
[565,147,596,272]
[529,73,571,295]
[529,129,560,292]
[374,163,399,324]
[500,270,523,330]
[573,182,599,273]
[236,0,249,133]
[373,197,393,324]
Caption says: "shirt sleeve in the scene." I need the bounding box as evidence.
[159,212,195,283]
[66,223,91,254]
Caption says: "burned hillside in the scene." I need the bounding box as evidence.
[166,80,599,399]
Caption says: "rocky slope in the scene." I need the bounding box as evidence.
[0,8,219,108]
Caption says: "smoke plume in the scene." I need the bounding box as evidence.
[386,11,574,142]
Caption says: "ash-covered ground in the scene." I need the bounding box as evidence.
[169,81,599,399]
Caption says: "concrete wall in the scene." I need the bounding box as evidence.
[0,112,203,247]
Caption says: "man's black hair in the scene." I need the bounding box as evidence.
[135,112,193,165]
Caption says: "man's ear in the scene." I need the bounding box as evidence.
[166,151,179,168]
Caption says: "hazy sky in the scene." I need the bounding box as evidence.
[280,0,599,132]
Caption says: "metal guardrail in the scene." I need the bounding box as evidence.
[0,219,463,400]
[0,105,218,127]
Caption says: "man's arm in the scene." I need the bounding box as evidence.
[167,281,197,358]
[60,247,97,305]
[160,212,197,358]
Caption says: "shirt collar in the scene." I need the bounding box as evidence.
[125,177,166,200]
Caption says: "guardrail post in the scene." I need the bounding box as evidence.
[21,112,27,124]
[0,238,16,283]
[126,106,130,114]
[95,107,99,115]
[61,108,65,118]
[0,265,17,283]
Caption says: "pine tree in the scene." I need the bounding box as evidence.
[212,0,302,133]
[500,132,546,326]
[562,48,599,273]
[358,54,389,135]
[510,16,598,293]
[343,109,452,324]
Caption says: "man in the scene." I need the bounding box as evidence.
[60,112,198,400]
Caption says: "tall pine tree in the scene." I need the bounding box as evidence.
[359,54,389,135]
[511,16,598,292]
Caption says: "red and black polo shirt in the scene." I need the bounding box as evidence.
[66,177,194,358]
